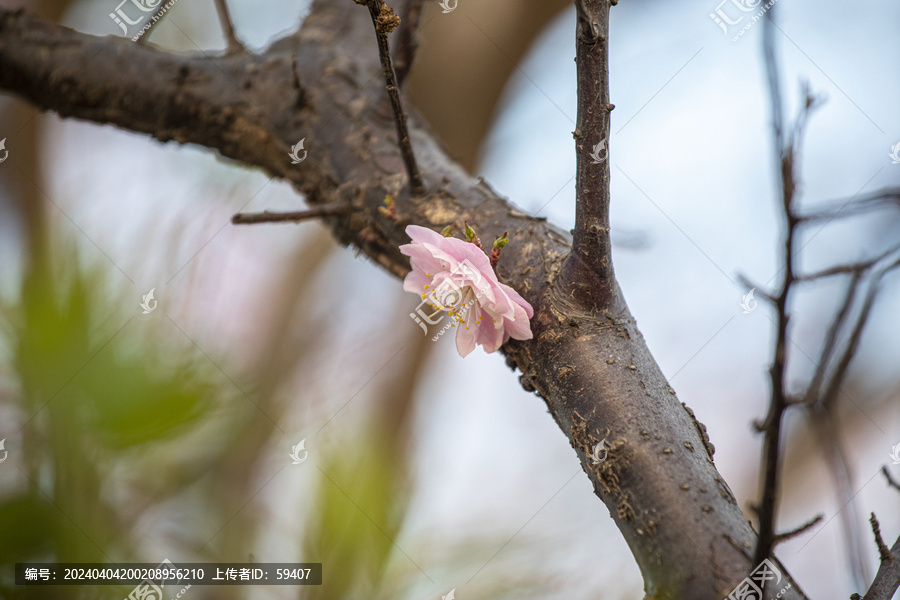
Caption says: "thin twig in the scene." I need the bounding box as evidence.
[773,514,824,545]
[798,187,900,222]
[393,0,425,87]
[819,257,900,411]
[883,467,900,494]
[799,272,861,407]
[859,529,900,600]
[357,0,425,196]
[811,408,871,584]
[753,15,825,572]
[213,0,244,54]
[231,204,349,225]
[870,513,892,562]
[795,242,900,283]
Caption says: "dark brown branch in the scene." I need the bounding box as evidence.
[858,512,900,600]
[213,0,245,54]
[232,204,349,224]
[870,513,892,562]
[819,257,900,411]
[773,514,824,545]
[883,467,900,493]
[393,0,424,87]
[357,0,425,196]
[556,0,615,312]
[753,15,827,571]
[0,6,811,597]
[796,243,900,283]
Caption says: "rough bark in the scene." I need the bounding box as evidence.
[0,4,808,598]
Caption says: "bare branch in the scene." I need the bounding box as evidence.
[232,204,350,225]
[799,270,862,407]
[773,514,824,546]
[557,0,616,312]
[356,0,425,196]
[819,257,900,411]
[858,513,900,600]
[870,513,892,562]
[882,467,900,493]
[213,0,245,54]
[798,187,900,222]
[753,38,815,571]
[796,242,900,283]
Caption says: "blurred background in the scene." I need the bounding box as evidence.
[0,0,898,598]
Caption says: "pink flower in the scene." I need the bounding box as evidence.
[401,225,534,357]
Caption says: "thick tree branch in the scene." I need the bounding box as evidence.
[0,6,809,597]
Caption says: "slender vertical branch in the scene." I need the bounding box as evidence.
[557,0,615,311]
[753,11,823,573]
[213,0,245,54]
[356,0,426,196]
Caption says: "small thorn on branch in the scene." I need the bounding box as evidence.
[231,204,349,225]
[357,0,426,196]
